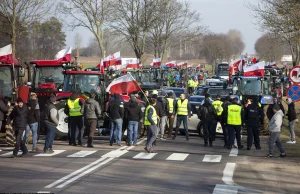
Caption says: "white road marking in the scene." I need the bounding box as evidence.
[229,148,238,157]
[212,184,238,194]
[133,152,157,160]
[67,150,97,158]
[37,191,51,194]
[56,157,114,188]
[101,150,128,158]
[202,155,222,162]
[137,138,147,145]
[166,153,189,161]
[35,150,66,157]
[45,157,108,188]
[0,150,31,157]
[222,163,236,186]
[1,147,14,150]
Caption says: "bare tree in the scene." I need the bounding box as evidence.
[59,0,114,58]
[0,0,51,58]
[74,33,82,56]
[227,29,245,57]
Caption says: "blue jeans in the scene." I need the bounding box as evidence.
[128,121,139,145]
[174,115,189,138]
[23,122,38,148]
[110,119,123,145]
[44,124,56,152]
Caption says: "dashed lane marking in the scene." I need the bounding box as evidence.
[202,155,222,162]
[229,148,238,157]
[166,153,189,161]
[67,150,97,158]
[133,152,157,160]
[34,150,66,157]
[101,150,128,158]
[212,184,238,194]
[222,163,236,186]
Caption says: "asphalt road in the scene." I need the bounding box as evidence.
[0,133,299,194]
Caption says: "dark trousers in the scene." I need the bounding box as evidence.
[13,128,28,155]
[174,115,189,138]
[222,126,228,146]
[68,117,71,144]
[188,87,194,94]
[86,119,97,146]
[227,125,242,147]
[44,124,56,152]
[203,120,216,144]
[168,115,174,137]
[247,125,260,149]
[70,116,84,145]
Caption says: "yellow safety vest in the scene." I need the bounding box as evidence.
[167,98,174,114]
[67,98,82,116]
[188,80,194,87]
[194,81,198,87]
[227,104,242,125]
[177,99,188,116]
[144,105,157,126]
[212,100,223,116]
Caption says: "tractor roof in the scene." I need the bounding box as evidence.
[30,59,69,66]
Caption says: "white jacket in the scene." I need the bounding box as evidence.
[268,110,284,132]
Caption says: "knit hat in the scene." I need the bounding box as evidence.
[50,95,56,103]
[17,97,23,103]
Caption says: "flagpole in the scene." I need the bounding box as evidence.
[128,72,149,104]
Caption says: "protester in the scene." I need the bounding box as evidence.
[221,96,231,147]
[144,98,158,153]
[173,93,191,141]
[151,94,162,145]
[198,98,218,146]
[267,97,285,120]
[267,104,286,158]
[7,97,28,158]
[212,95,223,140]
[124,95,143,146]
[23,93,40,152]
[157,91,169,140]
[166,92,176,138]
[286,98,297,144]
[44,95,59,154]
[244,97,264,150]
[64,90,84,146]
[188,77,195,95]
[108,94,124,146]
[84,90,102,148]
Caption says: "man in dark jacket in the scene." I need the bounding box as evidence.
[221,96,231,147]
[107,94,124,146]
[267,97,285,120]
[7,97,28,158]
[44,95,59,154]
[23,93,40,152]
[125,96,143,146]
[244,97,264,150]
[84,90,101,148]
[166,92,176,138]
[198,98,218,146]
[151,94,163,144]
[0,95,9,131]
[286,98,297,144]
[157,91,169,139]
[64,90,84,146]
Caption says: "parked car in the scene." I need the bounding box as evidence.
[163,87,187,99]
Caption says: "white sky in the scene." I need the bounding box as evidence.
[65,0,262,54]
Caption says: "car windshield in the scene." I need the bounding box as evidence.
[0,66,12,97]
[141,71,151,82]
[164,88,184,98]
[63,74,101,94]
[209,82,223,87]
[35,67,64,87]
[189,97,204,103]
[208,88,231,95]
[236,78,262,95]
[218,70,228,76]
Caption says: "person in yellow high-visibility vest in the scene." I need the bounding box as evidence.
[224,97,244,150]
[144,98,158,153]
[193,78,199,90]
[187,78,195,95]
[172,93,191,141]
[166,92,176,138]
[212,95,224,143]
[64,90,84,146]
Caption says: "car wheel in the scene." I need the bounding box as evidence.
[197,121,203,137]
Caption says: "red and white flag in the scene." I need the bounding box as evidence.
[152,58,161,67]
[229,57,242,77]
[177,62,187,68]
[243,61,265,76]
[195,64,201,70]
[109,52,121,66]
[55,47,72,62]
[166,61,176,68]
[106,73,140,94]
[103,55,111,68]
[0,44,13,64]
[268,61,276,67]
[126,58,140,69]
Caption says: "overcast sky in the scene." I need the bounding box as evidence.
[65,0,262,54]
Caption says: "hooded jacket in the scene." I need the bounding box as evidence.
[287,102,296,122]
[7,104,28,129]
[125,99,143,122]
[157,97,169,117]
[27,98,40,124]
[198,99,217,122]
[269,110,284,132]
[107,94,124,120]
[84,98,101,120]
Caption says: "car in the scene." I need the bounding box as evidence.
[147,89,176,100]
[197,86,233,101]
[163,87,187,99]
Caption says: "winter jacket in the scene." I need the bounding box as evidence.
[269,110,284,132]
[0,99,8,121]
[157,97,169,117]
[154,101,164,118]
[27,99,40,124]
[45,102,59,127]
[244,102,264,127]
[267,103,285,120]
[287,102,297,122]
[107,95,124,120]
[7,104,28,129]
[125,101,143,122]
[198,103,217,122]
[84,98,101,120]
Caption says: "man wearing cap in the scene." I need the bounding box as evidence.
[167,92,176,138]
[44,95,59,154]
[157,91,169,140]
[7,97,28,158]
[64,90,84,146]
[84,90,102,148]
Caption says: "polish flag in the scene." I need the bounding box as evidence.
[195,64,201,70]
[103,55,111,68]
[55,47,72,62]
[229,57,242,77]
[243,61,265,76]
[127,58,140,69]
[251,57,257,64]
[109,52,121,66]
[268,61,276,67]
[166,61,176,68]
[177,62,187,68]
[0,44,13,64]
[106,73,140,94]
[152,58,161,67]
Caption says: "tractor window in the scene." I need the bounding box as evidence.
[63,74,101,95]
[0,66,12,97]
[141,71,150,82]
[34,67,64,88]
[238,79,261,95]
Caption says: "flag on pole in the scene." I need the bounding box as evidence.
[0,44,13,64]
[229,57,242,78]
[126,58,140,69]
[106,73,140,94]
[152,58,161,67]
[165,61,176,68]
[243,61,265,76]
[55,47,72,62]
